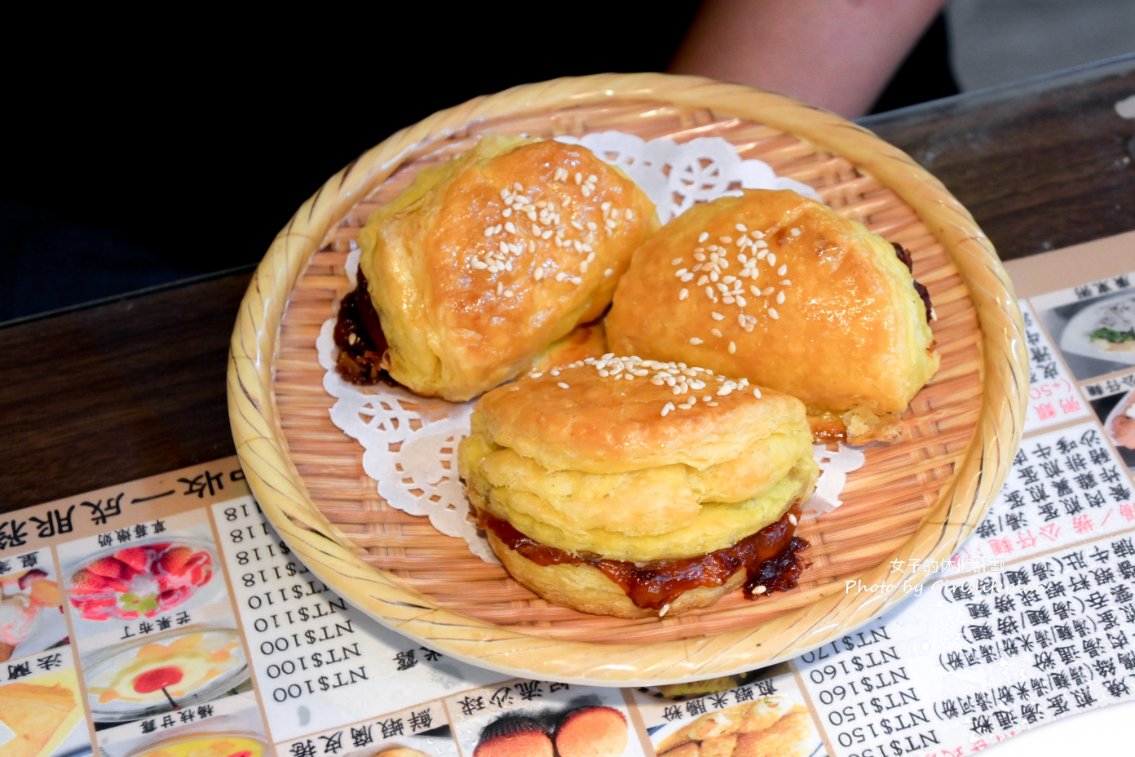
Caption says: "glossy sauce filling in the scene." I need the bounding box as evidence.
[333,270,390,385]
[893,243,934,323]
[482,506,808,610]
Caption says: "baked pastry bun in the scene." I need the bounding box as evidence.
[356,135,658,400]
[605,189,938,442]
[458,354,818,618]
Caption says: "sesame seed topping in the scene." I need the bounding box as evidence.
[728,341,737,354]
[689,337,703,345]
[470,166,637,290]
[788,513,798,526]
[542,355,761,417]
[672,218,792,324]
[753,585,768,595]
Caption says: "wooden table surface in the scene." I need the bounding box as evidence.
[3,57,1133,512]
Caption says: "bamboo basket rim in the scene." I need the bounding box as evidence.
[227,72,1027,686]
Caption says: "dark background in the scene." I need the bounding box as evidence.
[1,10,954,322]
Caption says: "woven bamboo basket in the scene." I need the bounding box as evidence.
[228,73,1027,686]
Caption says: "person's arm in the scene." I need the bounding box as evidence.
[669,0,946,118]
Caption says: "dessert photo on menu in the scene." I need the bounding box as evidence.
[91,694,269,757]
[53,509,252,728]
[0,547,66,663]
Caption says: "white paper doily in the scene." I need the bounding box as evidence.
[316,133,862,562]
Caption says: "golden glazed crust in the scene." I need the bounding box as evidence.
[605,189,939,441]
[358,136,658,401]
[467,355,809,475]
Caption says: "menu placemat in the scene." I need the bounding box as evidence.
[3,232,1133,756]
